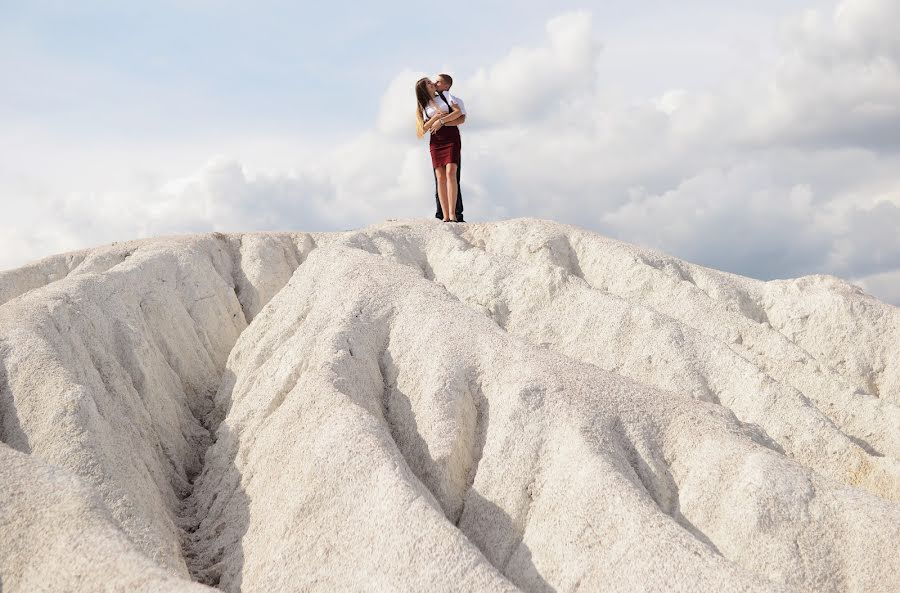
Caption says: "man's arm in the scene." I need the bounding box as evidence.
[442,114,466,126]
[431,102,464,131]
[440,108,463,123]
[438,100,464,123]
[447,93,467,118]
[441,93,466,126]
[423,111,446,132]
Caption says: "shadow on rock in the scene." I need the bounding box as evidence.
[0,353,31,454]
[461,489,557,593]
[180,369,250,593]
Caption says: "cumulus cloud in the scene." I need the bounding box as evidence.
[825,199,900,276]
[2,0,900,305]
[742,0,900,151]
[856,268,900,304]
[376,69,427,139]
[0,160,338,270]
[601,165,832,280]
[465,12,602,125]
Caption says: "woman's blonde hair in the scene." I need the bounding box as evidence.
[415,77,432,139]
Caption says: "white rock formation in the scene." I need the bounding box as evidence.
[0,219,897,593]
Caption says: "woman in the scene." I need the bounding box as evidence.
[415,77,463,222]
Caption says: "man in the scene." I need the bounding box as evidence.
[433,73,466,222]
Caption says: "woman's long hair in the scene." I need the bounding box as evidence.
[415,77,432,139]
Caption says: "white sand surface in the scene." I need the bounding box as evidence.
[0,219,897,593]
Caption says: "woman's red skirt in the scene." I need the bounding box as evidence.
[429,125,461,169]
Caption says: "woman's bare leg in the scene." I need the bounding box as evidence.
[446,163,458,221]
[436,168,450,221]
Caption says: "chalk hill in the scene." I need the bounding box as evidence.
[1,219,898,593]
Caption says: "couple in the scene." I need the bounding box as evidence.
[415,74,466,223]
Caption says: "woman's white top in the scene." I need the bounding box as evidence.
[424,92,466,119]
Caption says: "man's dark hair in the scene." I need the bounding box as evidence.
[437,73,453,87]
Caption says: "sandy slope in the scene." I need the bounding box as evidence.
[0,219,897,593]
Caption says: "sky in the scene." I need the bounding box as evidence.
[2,0,899,304]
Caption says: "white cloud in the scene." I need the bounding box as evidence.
[2,1,900,306]
[744,0,900,150]
[376,69,426,140]
[465,12,602,126]
[855,268,900,304]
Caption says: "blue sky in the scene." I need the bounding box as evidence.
[3,1,815,131]
[2,0,899,303]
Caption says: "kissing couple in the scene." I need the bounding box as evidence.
[415,74,466,223]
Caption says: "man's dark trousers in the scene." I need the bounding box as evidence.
[434,157,464,221]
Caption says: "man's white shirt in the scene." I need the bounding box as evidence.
[425,91,466,118]
[445,91,466,115]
